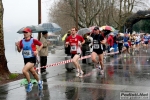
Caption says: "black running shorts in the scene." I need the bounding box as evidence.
[24,57,36,65]
[93,49,103,55]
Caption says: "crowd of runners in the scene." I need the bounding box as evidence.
[65,27,150,78]
[15,26,150,92]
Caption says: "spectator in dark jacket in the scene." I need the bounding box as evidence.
[81,34,91,63]
[65,30,71,56]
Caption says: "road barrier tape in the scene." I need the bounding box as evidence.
[35,55,91,72]
[35,51,120,73]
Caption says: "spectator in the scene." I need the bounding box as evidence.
[39,31,50,75]
[81,34,91,63]
[107,33,114,53]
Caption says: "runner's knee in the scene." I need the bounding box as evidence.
[22,69,27,74]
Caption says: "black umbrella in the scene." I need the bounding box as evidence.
[17,25,46,34]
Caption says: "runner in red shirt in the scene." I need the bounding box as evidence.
[66,27,85,77]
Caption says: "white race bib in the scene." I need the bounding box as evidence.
[124,42,128,44]
[71,46,77,51]
[118,41,122,43]
[144,39,148,41]
[23,50,32,57]
[93,44,99,49]
[131,42,134,44]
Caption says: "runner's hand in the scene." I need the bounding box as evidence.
[33,51,38,56]
[15,41,20,47]
[66,42,69,45]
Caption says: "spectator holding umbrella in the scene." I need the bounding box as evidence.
[39,31,50,75]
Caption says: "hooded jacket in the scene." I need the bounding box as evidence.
[107,35,114,47]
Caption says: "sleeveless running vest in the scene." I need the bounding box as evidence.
[93,34,103,51]
[144,36,149,42]
[22,38,34,58]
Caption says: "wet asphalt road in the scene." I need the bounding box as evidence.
[1,46,150,100]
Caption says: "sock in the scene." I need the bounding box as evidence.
[38,80,41,84]
[77,69,79,72]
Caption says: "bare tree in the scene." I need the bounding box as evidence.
[0,0,10,78]
[49,0,149,32]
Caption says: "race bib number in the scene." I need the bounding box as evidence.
[124,42,128,44]
[23,50,32,57]
[118,41,122,43]
[144,39,148,41]
[131,42,134,44]
[93,44,99,49]
[71,46,77,51]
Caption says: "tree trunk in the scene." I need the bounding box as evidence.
[0,0,10,78]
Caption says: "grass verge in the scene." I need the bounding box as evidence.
[9,73,19,79]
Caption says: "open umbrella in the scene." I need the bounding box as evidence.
[77,28,91,35]
[101,25,115,32]
[39,23,62,33]
[17,25,46,34]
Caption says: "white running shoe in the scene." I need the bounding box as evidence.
[79,73,83,78]
[80,70,84,75]
[76,72,80,77]
[100,70,104,75]
[95,62,101,69]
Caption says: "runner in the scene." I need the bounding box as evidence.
[123,33,130,58]
[15,28,43,92]
[129,34,136,55]
[135,34,140,52]
[116,33,123,54]
[65,27,85,77]
[143,33,150,52]
[91,27,106,75]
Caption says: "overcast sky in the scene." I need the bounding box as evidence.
[3,0,53,35]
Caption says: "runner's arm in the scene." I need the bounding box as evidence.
[100,36,106,44]
[33,39,43,51]
[15,40,22,52]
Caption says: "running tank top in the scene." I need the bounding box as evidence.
[22,38,34,58]
[69,36,81,54]
[93,34,103,50]
[143,36,149,42]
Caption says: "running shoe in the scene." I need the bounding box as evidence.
[80,70,84,75]
[26,82,33,92]
[100,70,104,75]
[95,62,101,69]
[79,73,83,78]
[38,81,43,90]
[76,72,80,77]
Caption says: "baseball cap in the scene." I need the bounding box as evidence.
[94,26,99,30]
[23,28,32,33]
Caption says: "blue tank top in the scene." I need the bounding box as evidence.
[144,36,149,41]
[123,37,129,45]
[22,38,34,58]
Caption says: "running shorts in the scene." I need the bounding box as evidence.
[144,41,149,44]
[93,49,103,55]
[24,57,36,65]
